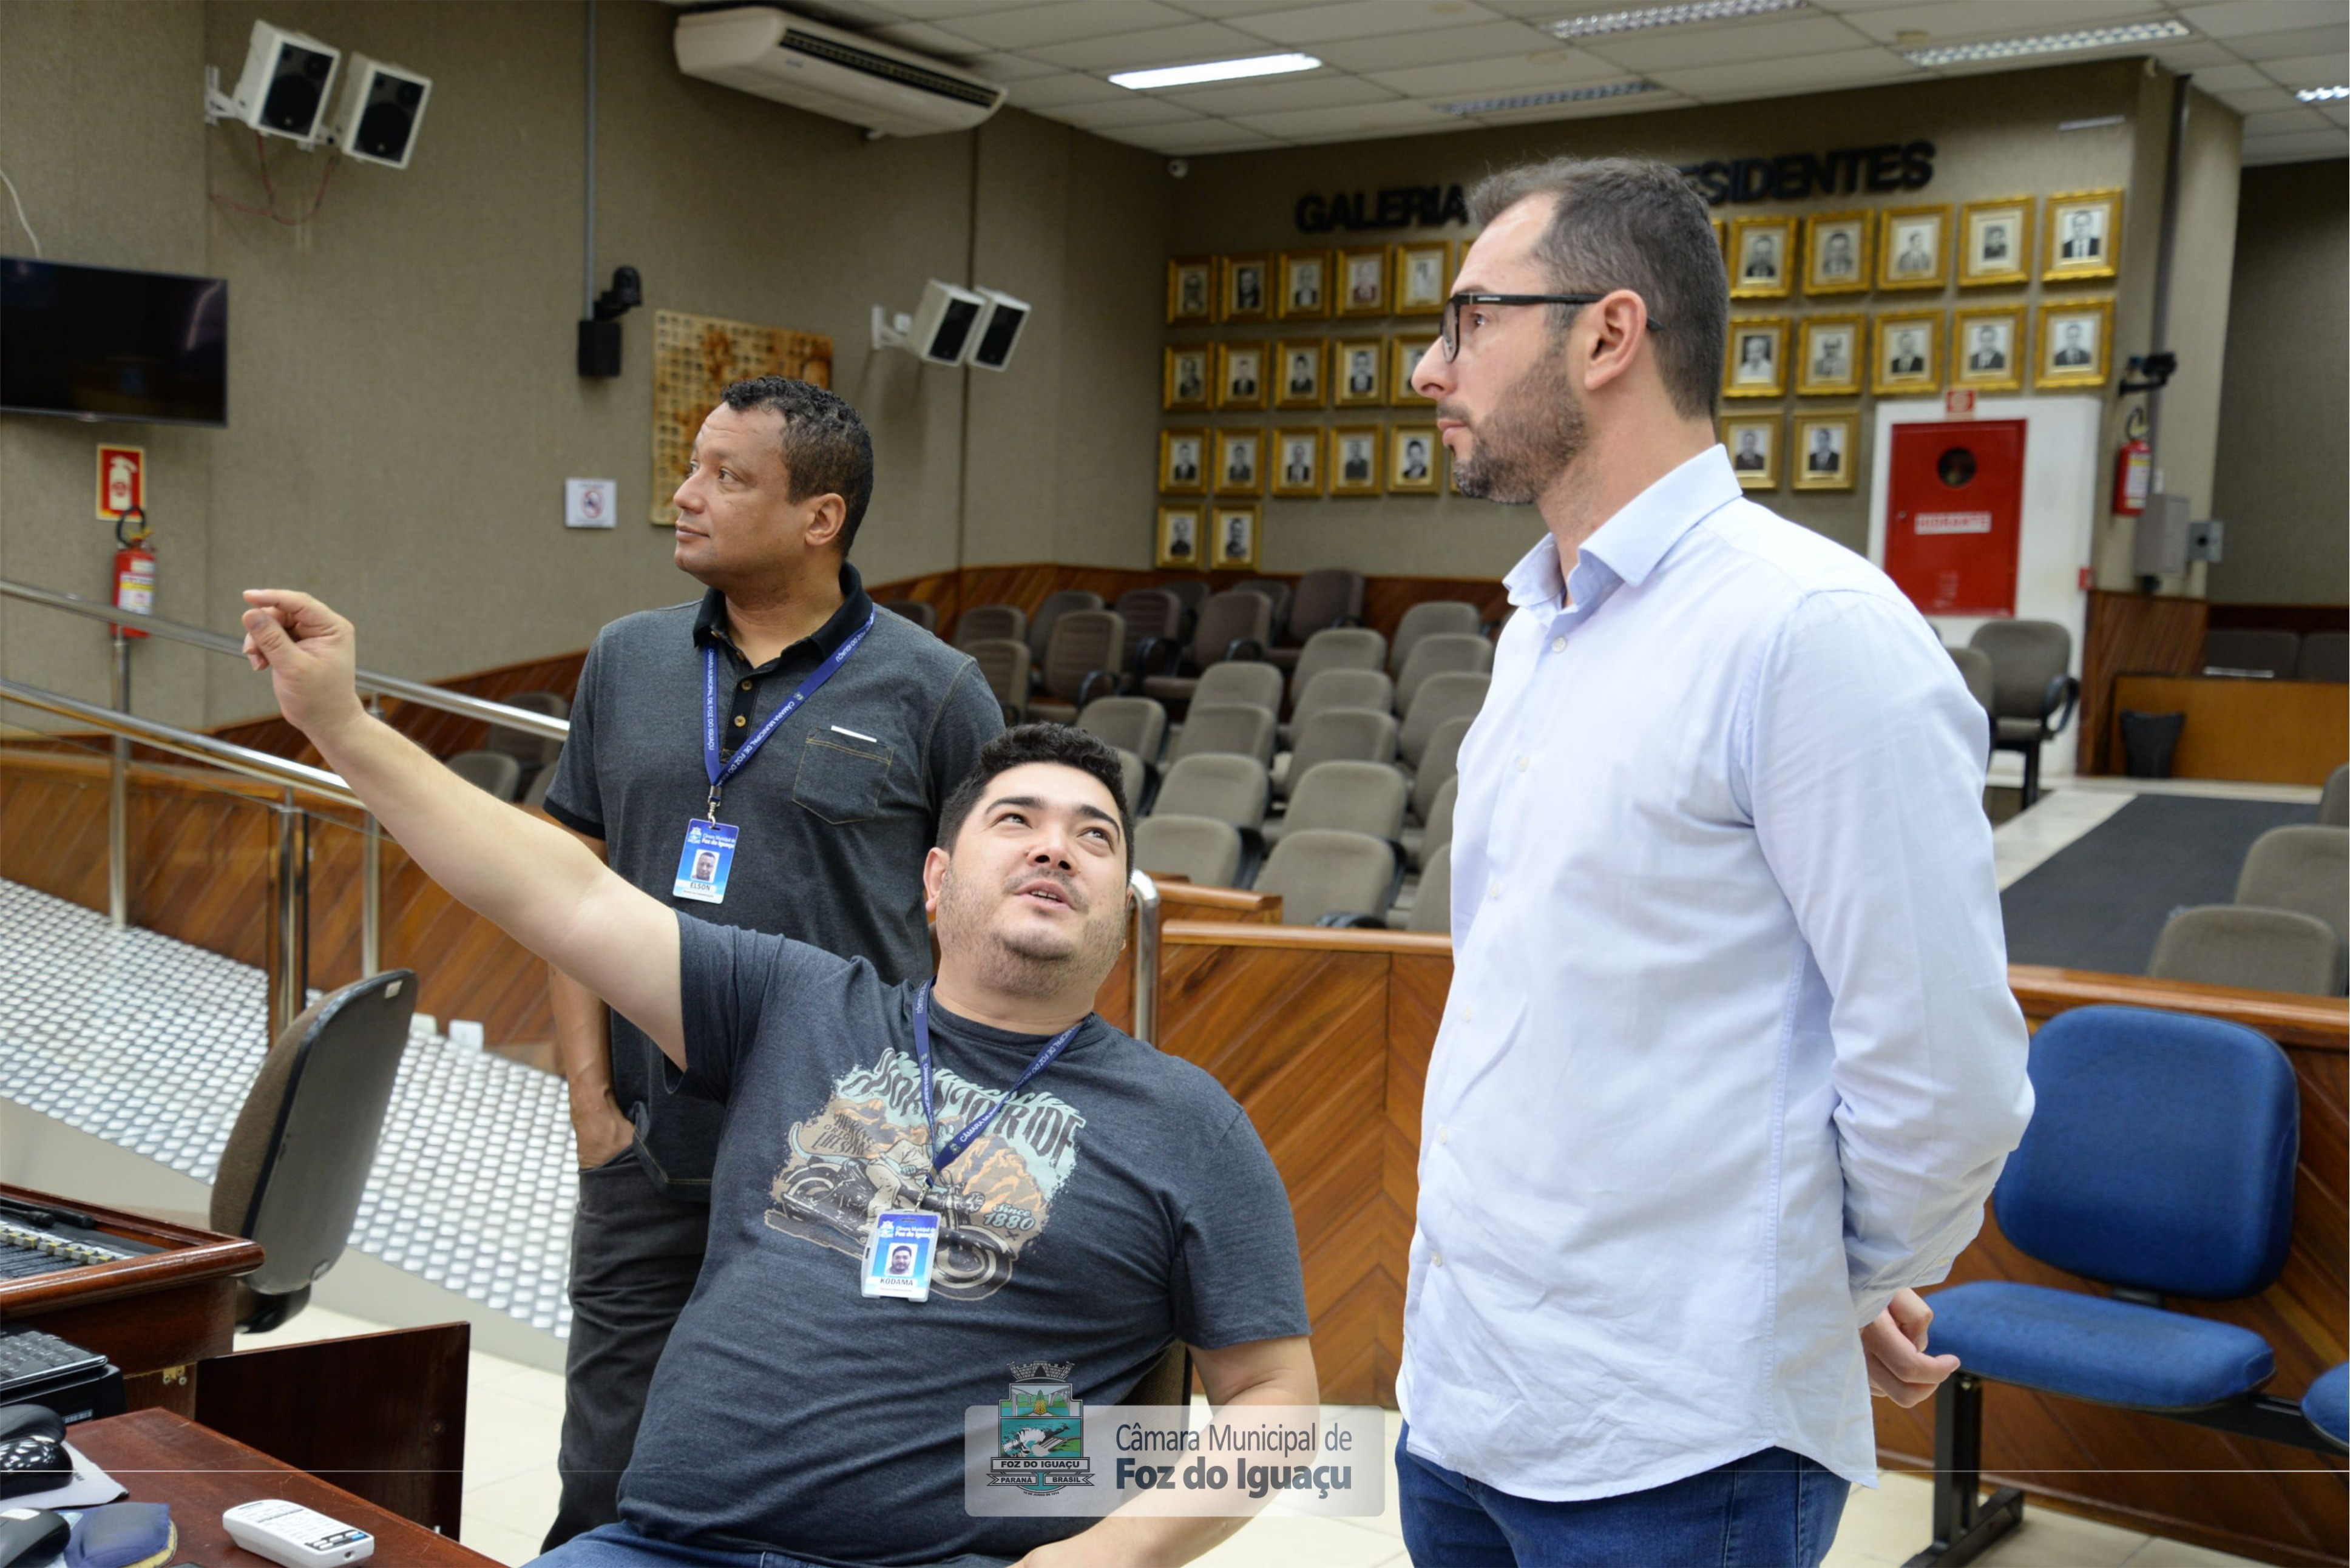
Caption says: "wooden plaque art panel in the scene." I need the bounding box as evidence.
[650,309,834,524]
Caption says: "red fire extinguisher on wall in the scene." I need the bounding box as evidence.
[2112,406,2152,516]
[112,509,155,638]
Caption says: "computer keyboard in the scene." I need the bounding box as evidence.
[0,1329,107,1403]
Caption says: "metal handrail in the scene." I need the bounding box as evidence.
[1129,869,1162,1045]
[0,677,363,810]
[0,578,571,741]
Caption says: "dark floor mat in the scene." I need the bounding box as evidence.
[2000,794,2317,976]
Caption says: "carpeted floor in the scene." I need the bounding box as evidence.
[2000,793,2318,976]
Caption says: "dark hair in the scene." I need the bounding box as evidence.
[936,724,1133,871]
[1467,156,1729,421]
[717,376,876,556]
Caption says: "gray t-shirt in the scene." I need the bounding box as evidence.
[544,575,1002,1194]
[618,916,1310,1567]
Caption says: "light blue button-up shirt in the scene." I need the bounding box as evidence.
[1398,445,2033,1499]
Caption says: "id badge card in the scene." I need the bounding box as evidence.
[672,820,739,905]
[862,1210,940,1301]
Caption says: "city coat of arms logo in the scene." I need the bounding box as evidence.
[992,1361,1092,1495]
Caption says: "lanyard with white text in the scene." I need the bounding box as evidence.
[700,610,875,820]
[911,983,1082,1189]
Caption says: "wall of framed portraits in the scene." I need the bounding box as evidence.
[1154,59,2246,596]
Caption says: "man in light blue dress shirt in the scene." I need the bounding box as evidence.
[1398,157,2034,1566]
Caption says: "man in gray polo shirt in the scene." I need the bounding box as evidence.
[538,377,1001,1547]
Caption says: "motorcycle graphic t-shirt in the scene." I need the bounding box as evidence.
[618,915,1310,1567]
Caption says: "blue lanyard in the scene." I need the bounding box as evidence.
[700,610,875,819]
[911,983,1082,1187]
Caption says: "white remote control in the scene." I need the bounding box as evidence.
[223,1499,376,1567]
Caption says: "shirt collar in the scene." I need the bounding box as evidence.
[692,562,872,671]
[1502,444,1742,610]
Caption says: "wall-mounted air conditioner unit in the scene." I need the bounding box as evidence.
[673,7,1005,139]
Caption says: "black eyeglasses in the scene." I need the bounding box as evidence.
[1440,292,1664,360]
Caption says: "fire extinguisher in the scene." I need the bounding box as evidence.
[112,508,155,638]
[2112,405,2152,516]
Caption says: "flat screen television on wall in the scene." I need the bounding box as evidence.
[1,257,228,427]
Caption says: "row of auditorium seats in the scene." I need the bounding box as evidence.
[2203,627,2349,683]
[447,691,569,808]
[2147,774,2350,996]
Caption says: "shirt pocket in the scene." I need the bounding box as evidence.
[790,732,893,825]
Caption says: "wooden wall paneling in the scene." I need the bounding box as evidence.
[2107,675,2349,785]
[1090,885,1281,1035]
[2080,590,2210,773]
[1381,954,1448,1400]
[0,765,112,912]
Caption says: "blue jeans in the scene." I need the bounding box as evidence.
[528,1521,824,1568]
[1395,1423,1849,1568]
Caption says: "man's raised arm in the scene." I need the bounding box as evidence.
[240,590,685,1066]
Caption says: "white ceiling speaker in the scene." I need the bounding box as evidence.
[674,7,1005,140]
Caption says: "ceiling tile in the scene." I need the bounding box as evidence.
[786,0,906,27]
[867,20,988,58]
[1310,18,1558,71]
[2249,104,2337,132]
[1650,46,1920,101]
[1028,19,1278,69]
[1004,72,1134,108]
[966,52,1069,82]
[2258,50,2350,87]
[1579,13,1876,71]
[2171,0,2349,40]
[2240,126,2350,160]
[1461,84,1694,124]
[2216,83,2304,111]
[1226,98,1459,135]
[1366,50,1627,96]
[933,0,1197,50]
[861,1,1054,20]
[1140,121,1292,151]
[2184,61,2280,90]
[1048,97,1214,127]
[1835,0,2167,46]
[1158,72,1404,112]
[2230,23,2350,59]
[2150,39,2241,67]
[1156,0,1330,16]
[1231,0,1505,46]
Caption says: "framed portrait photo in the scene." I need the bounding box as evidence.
[1958,197,2033,289]
[1790,412,1857,492]
[1389,424,1440,494]
[1167,257,1213,325]
[2034,297,2113,389]
[1216,340,1269,411]
[1159,428,1208,495]
[1163,345,1211,413]
[1871,309,1943,396]
[1156,502,1205,569]
[1211,502,1260,572]
[1328,427,1383,497]
[1273,340,1326,410]
[1271,427,1324,498]
[2044,189,2121,282]
[1278,249,1331,320]
[1219,253,1272,323]
[1795,316,1864,397]
[1877,206,1950,291]
[1729,215,1796,300]
[1338,246,1389,316]
[1391,335,1435,405]
[1721,413,1778,491]
[1213,428,1264,496]
[1722,316,1789,399]
[1952,304,2025,393]
[1392,241,1451,316]
[1802,211,1871,296]
[1332,339,1387,407]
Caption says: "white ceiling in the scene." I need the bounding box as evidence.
[778,0,2349,164]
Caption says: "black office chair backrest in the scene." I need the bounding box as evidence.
[1234,578,1293,645]
[1968,620,2071,722]
[1113,589,1184,661]
[212,970,418,1316]
[1189,592,1273,671]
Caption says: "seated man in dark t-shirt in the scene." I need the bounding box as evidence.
[234,589,1316,1568]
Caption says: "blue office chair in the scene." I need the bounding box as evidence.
[1912,1004,2329,1566]
[2306,1364,2348,1450]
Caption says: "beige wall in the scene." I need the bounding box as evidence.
[2209,158,2348,606]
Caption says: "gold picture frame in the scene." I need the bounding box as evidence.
[1215,340,1269,411]
[1722,316,1789,399]
[1332,339,1386,406]
[1163,345,1211,413]
[1329,427,1383,496]
[1871,309,1943,396]
[1273,339,1326,410]
[1271,427,1324,498]
[1795,315,1864,397]
[1213,428,1264,496]
[1389,425,1440,493]
[2034,297,2113,388]
[1167,257,1213,325]
[1211,502,1260,572]
[1391,334,1436,405]
[1721,413,1778,490]
[1790,411,1857,492]
[2044,189,2122,282]
[1338,246,1389,316]
[1218,253,1272,323]
[1952,304,2025,393]
[1450,236,1477,287]
[1278,249,1332,320]
[1958,197,2034,289]
[1712,217,1727,258]
[1729,215,1797,300]
[1159,428,1208,495]
[1803,211,1871,296]
[1877,205,1951,291]
[1392,240,1451,316]
[1156,502,1205,568]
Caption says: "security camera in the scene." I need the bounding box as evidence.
[873,280,987,365]
[325,55,433,168]
[1167,158,1190,178]
[967,288,1030,373]
[227,20,341,143]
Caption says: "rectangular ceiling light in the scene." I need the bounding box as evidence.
[1440,79,1661,115]
[1111,52,1319,90]
[1900,18,2190,68]
[2297,84,2350,101]
[1546,0,1807,40]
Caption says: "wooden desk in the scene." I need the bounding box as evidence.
[69,1409,497,1567]
[2108,674,2347,785]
